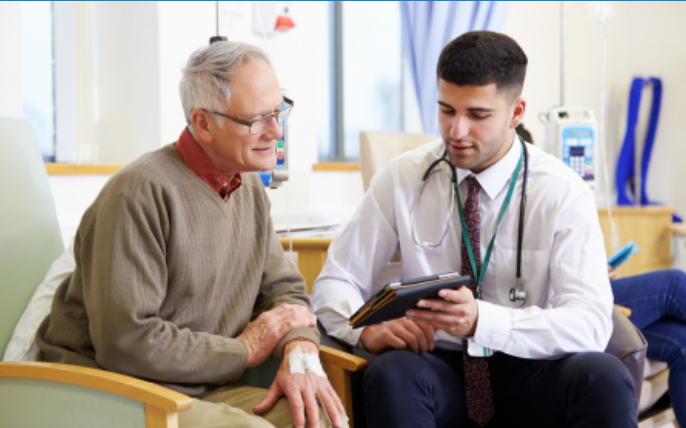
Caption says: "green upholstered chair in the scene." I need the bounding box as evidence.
[0,118,193,428]
[0,118,366,428]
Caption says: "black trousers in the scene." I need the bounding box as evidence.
[362,349,637,428]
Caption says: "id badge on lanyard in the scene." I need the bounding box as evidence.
[455,141,524,358]
[468,341,495,357]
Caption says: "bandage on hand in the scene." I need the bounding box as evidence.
[288,345,339,427]
[288,345,327,377]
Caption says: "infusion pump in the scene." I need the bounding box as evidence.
[542,107,597,188]
[258,119,289,188]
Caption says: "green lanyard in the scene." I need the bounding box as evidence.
[453,142,524,298]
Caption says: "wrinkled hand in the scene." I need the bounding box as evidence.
[608,265,619,280]
[406,287,478,338]
[238,304,316,368]
[359,317,435,355]
[254,340,348,428]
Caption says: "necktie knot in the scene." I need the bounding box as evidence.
[466,175,481,196]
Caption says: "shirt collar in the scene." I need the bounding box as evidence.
[174,128,242,201]
[455,134,522,201]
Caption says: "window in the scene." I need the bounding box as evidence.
[21,1,56,162]
[317,1,404,162]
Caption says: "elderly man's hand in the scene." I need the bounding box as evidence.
[253,339,348,428]
[238,304,316,368]
[405,287,479,338]
[359,318,435,355]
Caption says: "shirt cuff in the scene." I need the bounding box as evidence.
[273,327,320,360]
[223,337,250,383]
[472,301,511,351]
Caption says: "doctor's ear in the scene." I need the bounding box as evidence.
[509,98,527,129]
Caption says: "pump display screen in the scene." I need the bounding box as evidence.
[566,130,592,138]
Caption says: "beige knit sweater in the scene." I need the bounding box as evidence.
[36,144,318,396]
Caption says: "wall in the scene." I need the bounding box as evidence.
[0,2,23,118]
[94,1,162,164]
[46,1,365,244]
[503,1,686,215]
[159,1,363,227]
[14,1,686,243]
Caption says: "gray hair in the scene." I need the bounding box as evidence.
[180,41,271,134]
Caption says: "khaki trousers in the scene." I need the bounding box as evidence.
[179,383,337,428]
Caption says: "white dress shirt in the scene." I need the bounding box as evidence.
[311,135,613,359]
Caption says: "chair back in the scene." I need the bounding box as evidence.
[359,131,438,192]
[0,118,64,353]
[605,305,647,413]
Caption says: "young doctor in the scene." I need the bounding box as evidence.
[312,31,637,427]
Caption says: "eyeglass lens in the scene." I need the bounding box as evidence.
[250,104,292,134]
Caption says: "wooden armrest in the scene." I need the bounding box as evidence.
[319,346,367,426]
[319,345,368,372]
[615,305,632,318]
[0,362,193,413]
[668,223,686,237]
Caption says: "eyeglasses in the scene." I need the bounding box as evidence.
[203,96,294,135]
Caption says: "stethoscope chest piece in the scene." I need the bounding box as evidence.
[509,281,527,307]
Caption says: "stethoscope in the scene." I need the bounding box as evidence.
[410,138,529,306]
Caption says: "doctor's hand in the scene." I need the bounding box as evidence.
[254,339,348,428]
[359,318,435,355]
[238,304,316,368]
[608,265,619,280]
[405,287,479,338]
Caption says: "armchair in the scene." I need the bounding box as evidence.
[0,118,193,428]
[0,118,366,427]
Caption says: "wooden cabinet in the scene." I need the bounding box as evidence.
[279,237,334,294]
[597,207,676,277]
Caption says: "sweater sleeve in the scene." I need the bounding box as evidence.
[81,173,249,385]
[252,210,320,360]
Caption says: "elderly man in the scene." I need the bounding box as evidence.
[36,41,345,428]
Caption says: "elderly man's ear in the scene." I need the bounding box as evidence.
[191,109,215,145]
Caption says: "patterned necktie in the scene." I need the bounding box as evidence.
[460,176,495,426]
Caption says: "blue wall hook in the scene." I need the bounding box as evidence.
[615,76,679,221]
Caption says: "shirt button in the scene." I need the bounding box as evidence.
[223,182,228,187]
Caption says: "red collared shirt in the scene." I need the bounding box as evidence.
[174,128,242,202]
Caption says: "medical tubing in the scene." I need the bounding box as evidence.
[560,1,566,106]
[516,142,528,280]
[256,3,268,41]
[286,181,292,253]
[598,17,621,251]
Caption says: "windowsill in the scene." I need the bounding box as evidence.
[45,163,124,175]
[312,162,360,172]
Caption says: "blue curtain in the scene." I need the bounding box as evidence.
[400,1,510,135]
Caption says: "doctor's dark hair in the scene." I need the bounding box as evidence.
[437,31,528,100]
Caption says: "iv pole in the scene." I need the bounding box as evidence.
[560,1,566,107]
[209,1,227,44]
